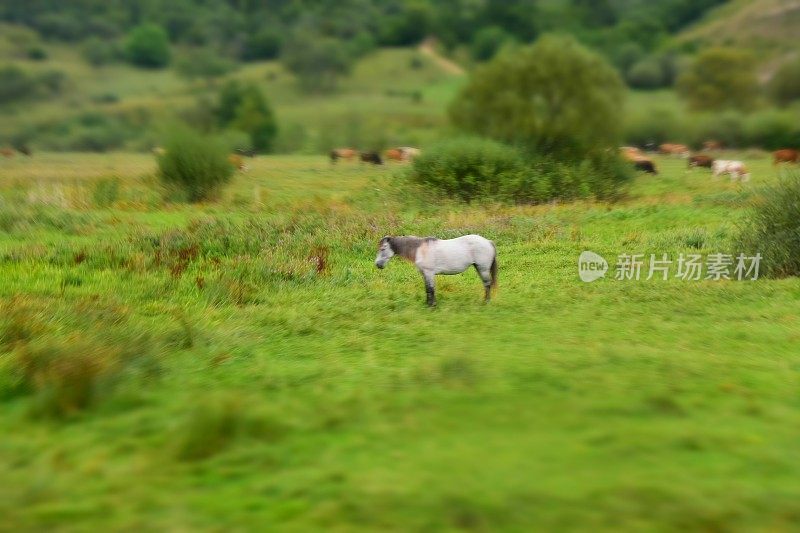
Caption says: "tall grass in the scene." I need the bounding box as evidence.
[737,172,800,277]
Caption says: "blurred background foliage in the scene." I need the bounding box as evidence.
[4,0,800,155]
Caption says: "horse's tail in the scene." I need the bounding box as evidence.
[490,245,498,290]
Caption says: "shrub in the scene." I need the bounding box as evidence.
[27,46,47,61]
[0,67,67,105]
[623,105,682,147]
[242,28,282,61]
[744,110,800,150]
[769,58,800,107]
[157,129,234,202]
[281,32,353,92]
[626,58,667,90]
[0,66,37,104]
[83,37,116,67]
[471,26,514,61]
[450,34,625,162]
[407,137,633,204]
[685,111,746,149]
[677,48,758,111]
[737,175,800,278]
[176,48,235,80]
[125,24,171,68]
[215,81,277,152]
[408,138,526,203]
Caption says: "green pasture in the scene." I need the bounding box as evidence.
[1,153,799,530]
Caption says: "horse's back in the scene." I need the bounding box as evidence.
[451,234,494,252]
[439,235,494,262]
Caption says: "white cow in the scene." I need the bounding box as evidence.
[713,160,750,182]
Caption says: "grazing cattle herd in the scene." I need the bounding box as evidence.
[619,142,800,182]
[2,141,798,185]
[330,146,421,165]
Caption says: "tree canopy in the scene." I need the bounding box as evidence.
[677,48,758,111]
[449,34,626,160]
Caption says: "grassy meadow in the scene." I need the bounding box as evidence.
[2,152,800,530]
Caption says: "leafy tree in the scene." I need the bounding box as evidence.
[626,58,667,89]
[215,81,277,152]
[449,34,625,161]
[470,26,514,61]
[281,33,352,92]
[378,1,433,46]
[677,48,758,111]
[769,57,800,107]
[242,28,282,61]
[125,24,170,68]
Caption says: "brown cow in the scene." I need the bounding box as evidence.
[688,154,714,169]
[360,151,383,165]
[329,148,356,164]
[384,148,404,162]
[773,149,799,165]
[633,159,658,174]
[0,147,14,158]
[621,148,657,174]
[659,143,690,157]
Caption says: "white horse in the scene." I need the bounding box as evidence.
[375,234,497,306]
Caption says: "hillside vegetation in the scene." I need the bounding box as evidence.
[677,0,800,63]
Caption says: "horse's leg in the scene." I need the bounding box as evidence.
[474,264,492,302]
[423,271,436,307]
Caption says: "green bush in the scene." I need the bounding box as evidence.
[471,26,514,61]
[214,81,277,152]
[408,138,527,203]
[626,58,667,90]
[737,174,800,278]
[27,46,47,61]
[83,37,116,67]
[744,110,800,150]
[677,48,758,111]
[407,137,632,204]
[0,66,36,104]
[157,129,234,202]
[685,110,746,149]
[281,32,353,92]
[769,58,800,106]
[623,105,682,147]
[242,28,282,61]
[176,48,235,80]
[125,24,171,68]
[450,34,625,162]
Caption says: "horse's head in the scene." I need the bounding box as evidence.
[375,237,395,269]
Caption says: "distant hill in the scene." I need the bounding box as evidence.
[676,0,800,69]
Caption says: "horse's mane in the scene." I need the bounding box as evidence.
[388,236,435,261]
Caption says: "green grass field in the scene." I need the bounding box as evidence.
[1,152,800,530]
